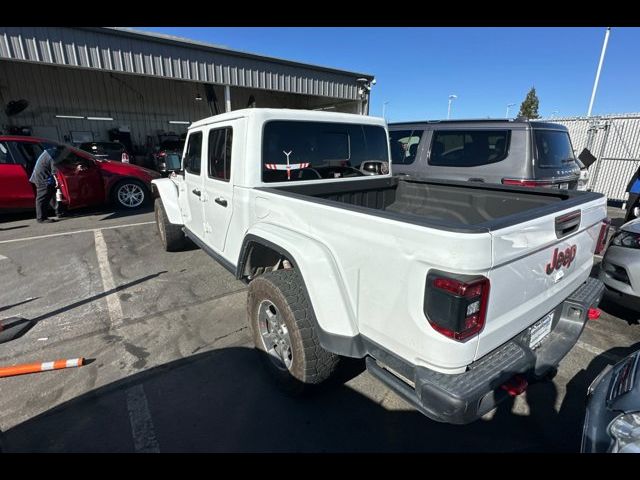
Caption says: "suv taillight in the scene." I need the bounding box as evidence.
[502,178,553,188]
[424,271,490,341]
[595,219,611,254]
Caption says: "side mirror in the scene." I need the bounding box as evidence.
[360,161,389,176]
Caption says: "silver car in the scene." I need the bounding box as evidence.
[599,218,640,309]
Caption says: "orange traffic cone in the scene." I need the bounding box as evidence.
[0,358,84,378]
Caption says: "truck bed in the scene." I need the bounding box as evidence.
[262,176,601,233]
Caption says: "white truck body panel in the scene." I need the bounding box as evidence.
[153,108,606,376]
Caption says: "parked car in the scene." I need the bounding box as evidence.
[389,118,581,189]
[153,108,607,424]
[0,136,160,212]
[599,218,640,310]
[582,348,640,452]
[149,135,183,175]
[78,141,131,163]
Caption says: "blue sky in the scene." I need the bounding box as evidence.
[138,27,640,122]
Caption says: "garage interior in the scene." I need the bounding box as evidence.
[0,27,372,164]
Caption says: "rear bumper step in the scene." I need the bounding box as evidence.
[367,277,605,425]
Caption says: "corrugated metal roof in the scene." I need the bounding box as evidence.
[0,27,371,101]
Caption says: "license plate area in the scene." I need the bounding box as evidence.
[529,311,554,349]
[559,183,569,190]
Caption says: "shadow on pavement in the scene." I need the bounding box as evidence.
[0,346,607,453]
[99,204,153,221]
[0,224,29,232]
[599,296,640,325]
[28,272,166,325]
[0,297,39,313]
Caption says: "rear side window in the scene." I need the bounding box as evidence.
[429,130,510,167]
[534,130,578,168]
[208,127,233,182]
[12,142,44,173]
[184,132,203,175]
[0,141,13,164]
[389,129,423,165]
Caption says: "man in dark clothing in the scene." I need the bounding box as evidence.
[29,146,61,223]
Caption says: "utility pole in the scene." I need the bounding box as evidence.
[447,95,457,119]
[587,27,611,117]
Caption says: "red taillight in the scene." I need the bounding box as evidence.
[425,274,490,341]
[121,152,130,163]
[502,178,553,188]
[588,308,601,320]
[595,219,610,255]
[501,375,528,397]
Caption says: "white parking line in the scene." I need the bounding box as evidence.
[0,254,7,260]
[0,221,154,245]
[94,230,124,327]
[125,384,160,453]
[576,340,622,362]
[93,228,160,452]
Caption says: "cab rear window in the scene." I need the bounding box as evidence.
[262,121,388,182]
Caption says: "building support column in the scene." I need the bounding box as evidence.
[224,85,232,113]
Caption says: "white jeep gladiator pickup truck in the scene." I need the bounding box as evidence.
[152,108,608,424]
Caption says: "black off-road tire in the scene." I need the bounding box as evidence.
[154,198,187,251]
[247,269,340,395]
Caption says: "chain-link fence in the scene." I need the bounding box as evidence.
[539,113,640,202]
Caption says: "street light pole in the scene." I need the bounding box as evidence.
[447,94,457,119]
[505,103,516,118]
[587,27,611,117]
[382,101,389,121]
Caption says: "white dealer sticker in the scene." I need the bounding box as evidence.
[529,311,554,349]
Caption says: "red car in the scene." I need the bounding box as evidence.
[0,136,160,213]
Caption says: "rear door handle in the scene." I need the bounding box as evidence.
[192,189,201,197]
[215,197,227,207]
[468,178,485,182]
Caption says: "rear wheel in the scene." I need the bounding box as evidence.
[154,198,187,251]
[112,179,147,209]
[247,269,339,395]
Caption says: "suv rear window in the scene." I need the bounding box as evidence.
[262,121,388,182]
[534,130,578,168]
[389,129,423,165]
[429,130,510,167]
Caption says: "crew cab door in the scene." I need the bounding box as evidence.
[181,131,205,240]
[203,124,235,252]
[0,140,34,209]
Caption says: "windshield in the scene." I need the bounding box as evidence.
[534,130,578,168]
[262,121,389,182]
[160,140,182,151]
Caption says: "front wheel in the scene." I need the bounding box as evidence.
[247,269,339,395]
[112,179,148,209]
[154,198,187,251]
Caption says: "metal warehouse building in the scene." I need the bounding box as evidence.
[541,113,640,202]
[0,27,374,161]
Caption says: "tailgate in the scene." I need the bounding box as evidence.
[475,195,607,359]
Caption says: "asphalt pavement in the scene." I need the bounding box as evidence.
[0,204,638,452]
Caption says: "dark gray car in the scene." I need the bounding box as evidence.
[582,348,640,453]
[389,118,581,189]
